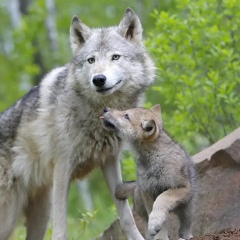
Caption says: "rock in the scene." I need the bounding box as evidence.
[190,128,240,237]
[193,128,240,164]
[96,128,240,240]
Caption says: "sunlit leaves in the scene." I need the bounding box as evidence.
[146,0,240,153]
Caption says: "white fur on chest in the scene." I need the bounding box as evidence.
[11,65,143,192]
[12,98,124,194]
[11,105,121,191]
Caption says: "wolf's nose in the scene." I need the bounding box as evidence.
[93,74,106,87]
[103,107,109,113]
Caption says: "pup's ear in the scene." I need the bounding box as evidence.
[117,8,142,43]
[70,16,92,52]
[151,104,162,121]
[142,120,158,140]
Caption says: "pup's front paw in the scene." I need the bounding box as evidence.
[178,234,193,240]
[148,212,166,237]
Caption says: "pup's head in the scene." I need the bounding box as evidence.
[69,8,155,100]
[100,104,162,142]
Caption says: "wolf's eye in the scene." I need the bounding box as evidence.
[112,54,120,61]
[87,57,95,64]
[124,113,130,120]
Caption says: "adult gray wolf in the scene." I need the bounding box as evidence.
[0,8,155,240]
[100,105,196,240]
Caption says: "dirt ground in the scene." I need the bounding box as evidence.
[191,229,240,240]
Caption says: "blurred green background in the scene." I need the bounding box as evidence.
[0,0,240,239]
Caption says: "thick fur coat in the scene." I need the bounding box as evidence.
[0,8,155,240]
[101,105,196,240]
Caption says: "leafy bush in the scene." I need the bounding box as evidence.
[146,0,240,153]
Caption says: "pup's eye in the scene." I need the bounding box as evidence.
[112,54,120,61]
[87,57,95,64]
[124,113,130,120]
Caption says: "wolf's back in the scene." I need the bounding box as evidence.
[0,86,40,144]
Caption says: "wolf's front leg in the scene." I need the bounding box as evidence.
[25,187,51,240]
[52,160,72,240]
[148,184,191,239]
[101,157,144,240]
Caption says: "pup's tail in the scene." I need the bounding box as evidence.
[115,181,136,200]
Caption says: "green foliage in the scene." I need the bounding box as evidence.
[121,151,137,181]
[66,180,117,239]
[0,0,46,111]
[76,210,98,234]
[0,0,159,110]
[2,0,240,239]
[146,0,240,153]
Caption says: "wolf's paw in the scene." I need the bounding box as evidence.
[148,212,166,237]
[178,234,193,240]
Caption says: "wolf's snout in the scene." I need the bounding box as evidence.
[103,107,110,113]
[93,74,106,87]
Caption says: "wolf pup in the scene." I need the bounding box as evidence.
[100,105,196,240]
[0,8,155,240]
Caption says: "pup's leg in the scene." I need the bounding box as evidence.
[175,201,193,239]
[154,226,169,240]
[101,157,144,240]
[141,191,154,215]
[25,187,51,240]
[115,181,136,200]
[52,160,72,240]
[140,191,169,240]
[133,188,149,239]
[148,183,191,238]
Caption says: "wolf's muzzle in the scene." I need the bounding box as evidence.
[92,74,106,87]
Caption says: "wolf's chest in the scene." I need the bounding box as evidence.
[137,161,174,199]
[67,120,121,161]
[69,124,121,178]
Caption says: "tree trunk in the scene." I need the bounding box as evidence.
[45,0,58,52]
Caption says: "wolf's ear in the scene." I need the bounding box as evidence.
[117,8,142,42]
[70,16,92,52]
[142,120,158,140]
[151,104,162,121]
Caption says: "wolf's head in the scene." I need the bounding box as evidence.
[100,105,162,142]
[69,8,155,102]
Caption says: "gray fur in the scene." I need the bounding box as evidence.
[0,8,155,240]
[101,106,196,240]
[134,130,196,239]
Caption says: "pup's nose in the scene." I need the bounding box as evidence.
[93,74,106,87]
[103,107,109,113]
